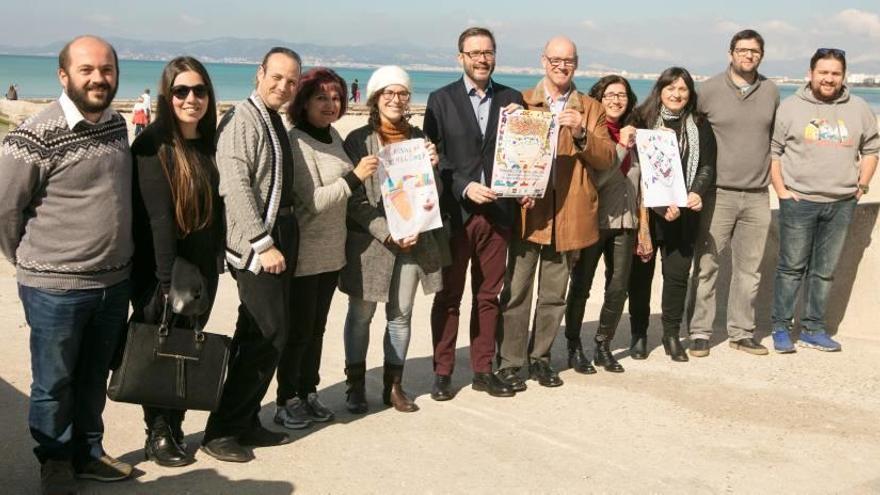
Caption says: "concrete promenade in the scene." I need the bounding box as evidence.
[1,199,879,493]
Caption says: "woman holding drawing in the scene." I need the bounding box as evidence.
[564,75,656,372]
[630,67,716,362]
[273,68,377,430]
[340,66,446,414]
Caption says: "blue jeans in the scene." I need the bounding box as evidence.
[771,198,856,332]
[344,254,420,366]
[18,280,130,464]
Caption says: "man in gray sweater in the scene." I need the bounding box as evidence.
[689,30,779,357]
[769,48,879,353]
[200,47,302,463]
[0,36,133,493]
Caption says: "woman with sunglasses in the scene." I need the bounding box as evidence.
[630,67,716,362]
[130,56,223,466]
[564,75,656,372]
[273,68,378,429]
[339,66,444,413]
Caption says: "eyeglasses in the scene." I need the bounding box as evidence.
[814,47,846,58]
[544,56,578,68]
[602,92,628,101]
[733,48,762,57]
[170,84,208,100]
[461,50,496,60]
[380,90,411,102]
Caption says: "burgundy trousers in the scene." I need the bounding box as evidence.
[430,213,510,375]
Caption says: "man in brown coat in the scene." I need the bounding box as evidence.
[498,36,616,389]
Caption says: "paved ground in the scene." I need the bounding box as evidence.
[2,237,880,494]
[1,100,879,492]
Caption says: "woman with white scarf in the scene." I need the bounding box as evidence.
[630,67,716,362]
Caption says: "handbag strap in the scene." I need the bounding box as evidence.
[159,293,206,344]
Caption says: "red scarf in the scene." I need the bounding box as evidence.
[605,119,632,176]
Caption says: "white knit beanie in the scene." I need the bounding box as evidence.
[366,65,411,102]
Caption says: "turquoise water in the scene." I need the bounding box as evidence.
[3,54,880,112]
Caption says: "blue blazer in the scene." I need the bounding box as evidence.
[423,77,524,233]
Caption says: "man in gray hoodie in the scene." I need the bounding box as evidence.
[769,48,879,353]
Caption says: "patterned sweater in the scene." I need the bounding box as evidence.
[0,100,133,289]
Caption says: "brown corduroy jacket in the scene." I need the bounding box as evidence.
[519,81,616,251]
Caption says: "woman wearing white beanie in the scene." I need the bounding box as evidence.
[339,66,450,413]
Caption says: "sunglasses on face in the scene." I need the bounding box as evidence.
[814,48,846,58]
[170,84,208,100]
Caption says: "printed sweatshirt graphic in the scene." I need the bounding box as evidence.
[771,84,879,202]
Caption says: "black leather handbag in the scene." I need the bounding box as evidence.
[108,259,230,411]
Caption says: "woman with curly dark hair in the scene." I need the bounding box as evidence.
[564,75,656,372]
[272,68,378,429]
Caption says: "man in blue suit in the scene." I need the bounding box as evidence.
[424,26,527,400]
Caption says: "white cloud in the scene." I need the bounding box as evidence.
[627,47,674,61]
[581,19,597,30]
[833,9,880,39]
[714,20,742,34]
[759,19,797,33]
[83,13,114,25]
[180,14,206,27]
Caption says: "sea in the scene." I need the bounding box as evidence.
[3,54,880,112]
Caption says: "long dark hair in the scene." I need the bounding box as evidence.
[154,56,218,236]
[588,75,638,124]
[631,67,703,128]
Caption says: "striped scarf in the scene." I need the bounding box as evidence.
[655,106,700,189]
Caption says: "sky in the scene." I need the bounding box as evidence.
[6,1,880,72]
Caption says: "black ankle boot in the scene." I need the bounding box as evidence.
[567,339,597,374]
[145,422,192,467]
[661,335,689,362]
[345,362,368,414]
[630,334,648,360]
[594,339,624,372]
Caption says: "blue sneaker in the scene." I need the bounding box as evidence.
[772,328,796,354]
[798,330,842,352]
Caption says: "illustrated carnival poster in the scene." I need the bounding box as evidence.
[378,139,443,240]
[635,129,688,207]
[490,109,559,198]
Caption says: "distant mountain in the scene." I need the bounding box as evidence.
[2,37,878,78]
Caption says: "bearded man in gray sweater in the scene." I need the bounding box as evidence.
[0,35,134,493]
[689,29,779,358]
[769,48,878,353]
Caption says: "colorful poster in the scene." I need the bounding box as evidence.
[635,129,688,207]
[490,109,559,198]
[378,139,443,240]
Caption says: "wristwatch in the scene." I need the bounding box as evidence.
[858,183,870,194]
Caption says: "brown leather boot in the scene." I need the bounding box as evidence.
[383,363,418,413]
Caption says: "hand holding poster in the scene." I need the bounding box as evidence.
[378,139,443,240]
[635,129,688,207]
[490,109,559,198]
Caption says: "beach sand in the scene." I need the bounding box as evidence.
[1,99,880,493]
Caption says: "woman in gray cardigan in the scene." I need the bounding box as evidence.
[340,66,448,413]
[273,68,378,430]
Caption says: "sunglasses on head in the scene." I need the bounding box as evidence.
[170,84,208,100]
[814,48,846,58]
